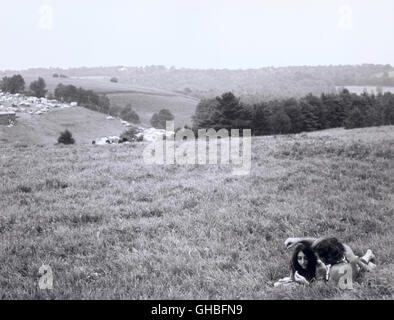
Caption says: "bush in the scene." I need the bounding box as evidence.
[58,130,75,145]
[120,127,143,142]
[110,77,119,83]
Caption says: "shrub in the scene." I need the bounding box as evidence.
[58,130,75,145]
[120,127,143,142]
[110,77,119,83]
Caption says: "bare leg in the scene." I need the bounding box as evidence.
[343,244,359,263]
[361,249,375,264]
[360,250,376,271]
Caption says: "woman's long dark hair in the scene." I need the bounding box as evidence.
[291,242,318,282]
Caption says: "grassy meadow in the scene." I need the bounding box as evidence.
[107,92,198,128]
[0,107,126,145]
[19,75,199,128]
[0,126,393,299]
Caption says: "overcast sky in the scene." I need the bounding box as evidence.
[1,0,393,70]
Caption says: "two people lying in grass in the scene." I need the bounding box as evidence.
[274,236,376,288]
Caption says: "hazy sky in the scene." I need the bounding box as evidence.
[1,0,393,70]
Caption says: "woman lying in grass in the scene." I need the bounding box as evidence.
[274,243,326,287]
[284,237,376,288]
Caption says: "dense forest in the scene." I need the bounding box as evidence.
[192,90,394,136]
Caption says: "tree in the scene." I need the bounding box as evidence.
[300,101,319,132]
[192,98,219,129]
[109,104,123,117]
[251,102,272,135]
[284,103,304,133]
[304,93,326,129]
[381,93,394,125]
[54,84,110,114]
[213,92,245,130]
[150,113,161,128]
[150,109,175,129]
[120,104,140,124]
[344,107,365,129]
[1,75,25,94]
[58,130,75,145]
[29,77,48,98]
[269,108,291,134]
[55,84,78,102]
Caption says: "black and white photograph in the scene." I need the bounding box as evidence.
[0,0,393,302]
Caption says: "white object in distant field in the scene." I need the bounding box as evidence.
[94,137,108,145]
[107,136,120,143]
[94,136,120,145]
[141,128,174,142]
[106,116,114,120]
[70,102,78,107]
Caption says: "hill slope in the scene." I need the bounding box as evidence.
[0,107,126,145]
[18,74,200,128]
[3,64,393,100]
[1,126,393,299]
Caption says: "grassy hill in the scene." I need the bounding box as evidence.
[4,64,394,128]
[19,74,200,128]
[107,92,198,129]
[0,107,126,145]
[1,126,393,299]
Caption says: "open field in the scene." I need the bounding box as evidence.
[20,75,180,96]
[107,93,198,128]
[19,75,199,128]
[0,107,126,145]
[0,126,393,299]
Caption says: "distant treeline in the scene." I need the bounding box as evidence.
[54,84,111,114]
[54,84,141,124]
[1,74,47,98]
[3,64,393,100]
[192,90,394,135]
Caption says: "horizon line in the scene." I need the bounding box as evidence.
[1,62,393,73]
